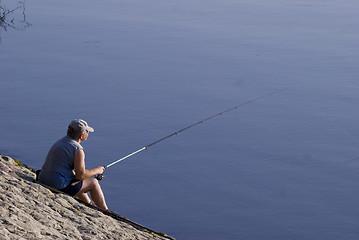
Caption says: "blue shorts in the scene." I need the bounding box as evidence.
[60,180,83,196]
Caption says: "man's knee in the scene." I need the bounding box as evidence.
[83,178,99,189]
[89,178,101,189]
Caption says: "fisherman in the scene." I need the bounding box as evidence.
[38,119,108,210]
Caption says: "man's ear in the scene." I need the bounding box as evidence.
[79,134,85,141]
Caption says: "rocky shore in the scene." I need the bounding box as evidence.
[0,154,172,240]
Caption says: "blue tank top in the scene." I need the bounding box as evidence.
[38,136,83,189]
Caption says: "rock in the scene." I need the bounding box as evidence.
[0,154,172,240]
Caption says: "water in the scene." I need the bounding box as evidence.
[1,0,359,239]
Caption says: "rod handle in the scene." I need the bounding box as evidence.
[95,166,107,181]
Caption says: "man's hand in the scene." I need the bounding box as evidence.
[94,166,105,175]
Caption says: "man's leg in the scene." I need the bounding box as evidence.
[75,178,108,210]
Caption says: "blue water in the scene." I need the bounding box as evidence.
[1,0,359,239]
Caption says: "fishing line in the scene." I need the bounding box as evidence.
[96,89,284,180]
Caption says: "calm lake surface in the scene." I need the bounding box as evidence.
[1,0,359,239]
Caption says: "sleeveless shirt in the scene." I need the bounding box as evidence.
[38,136,83,189]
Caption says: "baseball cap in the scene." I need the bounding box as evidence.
[69,119,94,133]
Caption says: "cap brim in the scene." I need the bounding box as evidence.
[87,126,94,132]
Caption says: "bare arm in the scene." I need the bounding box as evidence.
[74,149,105,180]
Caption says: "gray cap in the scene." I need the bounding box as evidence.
[69,119,94,133]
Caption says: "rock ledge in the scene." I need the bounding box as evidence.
[0,154,171,240]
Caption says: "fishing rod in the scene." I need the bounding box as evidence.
[96,89,282,180]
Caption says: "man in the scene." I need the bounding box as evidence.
[38,119,108,210]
